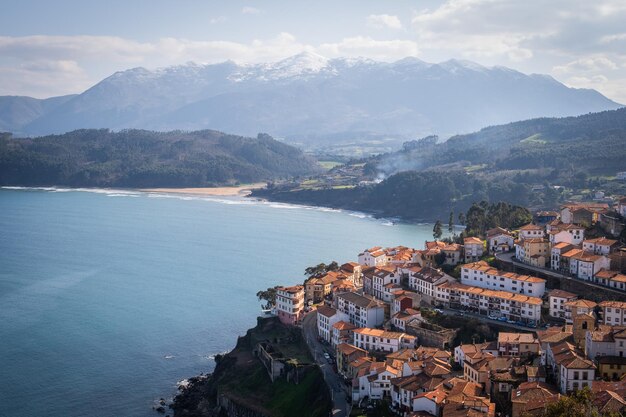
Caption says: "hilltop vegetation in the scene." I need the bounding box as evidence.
[256,108,626,221]
[372,108,626,178]
[0,129,320,187]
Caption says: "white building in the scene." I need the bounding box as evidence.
[548,289,578,320]
[461,261,546,297]
[600,301,626,326]
[407,266,454,304]
[594,269,626,291]
[335,292,385,328]
[486,227,515,254]
[619,197,626,217]
[358,247,388,267]
[585,326,626,360]
[550,242,577,271]
[435,281,542,324]
[362,265,398,300]
[559,357,595,393]
[275,285,305,325]
[391,309,421,331]
[519,223,545,240]
[548,341,596,394]
[463,237,484,263]
[316,306,349,344]
[548,224,585,246]
[331,321,357,349]
[569,252,611,280]
[582,237,618,255]
[353,362,400,401]
[563,299,597,324]
[353,328,417,353]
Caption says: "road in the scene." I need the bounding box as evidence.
[495,251,626,296]
[302,311,349,417]
[436,306,541,332]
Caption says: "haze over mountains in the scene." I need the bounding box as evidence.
[0,52,622,143]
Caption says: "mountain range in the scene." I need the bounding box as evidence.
[0,52,622,144]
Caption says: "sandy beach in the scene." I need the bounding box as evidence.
[140,183,266,196]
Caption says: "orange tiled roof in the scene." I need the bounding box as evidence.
[599,300,626,309]
[548,289,577,299]
[464,237,483,245]
[520,223,543,231]
[565,299,597,309]
[584,237,618,246]
[437,281,543,305]
[462,262,545,283]
[333,320,357,330]
[497,332,537,344]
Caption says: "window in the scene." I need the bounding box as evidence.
[574,371,579,379]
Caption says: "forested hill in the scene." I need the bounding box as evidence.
[373,107,626,177]
[254,107,626,222]
[0,129,320,187]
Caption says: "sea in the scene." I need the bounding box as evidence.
[0,187,442,416]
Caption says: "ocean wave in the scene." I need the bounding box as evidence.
[3,186,395,226]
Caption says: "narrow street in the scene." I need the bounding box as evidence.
[302,311,350,417]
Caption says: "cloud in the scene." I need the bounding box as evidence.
[0,59,91,97]
[318,37,418,60]
[209,16,227,24]
[553,56,618,74]
[241,6,261,14]
[367,14,403,30]
[410,0,626,61]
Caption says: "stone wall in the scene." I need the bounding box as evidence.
[406,319,457,349]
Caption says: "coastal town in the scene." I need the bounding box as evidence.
[263,198,626,417]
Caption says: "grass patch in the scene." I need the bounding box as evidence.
[464,164,487,172]
[319,160,343,170]
[215,318,330,417]
[520,134,548,145]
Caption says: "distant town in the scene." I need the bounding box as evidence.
[264,198,626,417]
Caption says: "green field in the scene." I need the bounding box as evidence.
[318,160,343,170]
[519,134,548,145]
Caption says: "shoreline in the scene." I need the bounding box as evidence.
[139,183,266,197]
[1,184,438,225]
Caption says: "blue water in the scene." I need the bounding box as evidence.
[0,187,437,416]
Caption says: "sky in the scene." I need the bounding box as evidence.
[1,0,626,103]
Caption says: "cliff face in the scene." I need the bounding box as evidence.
[172,317,331,417]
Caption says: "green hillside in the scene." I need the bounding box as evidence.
[0,129,320,187]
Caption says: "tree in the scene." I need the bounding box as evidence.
[256,286,279,310]
[433,220,443,240]
[536,386,621,417]
[304,261,339,280]
[458,212,466,226]
[448,210,455,233]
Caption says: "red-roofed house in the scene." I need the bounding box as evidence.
[464,237,484,263]
[486,227,514,254]
[331,320,357,348]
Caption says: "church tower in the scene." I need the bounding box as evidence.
[572,313,595,350]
